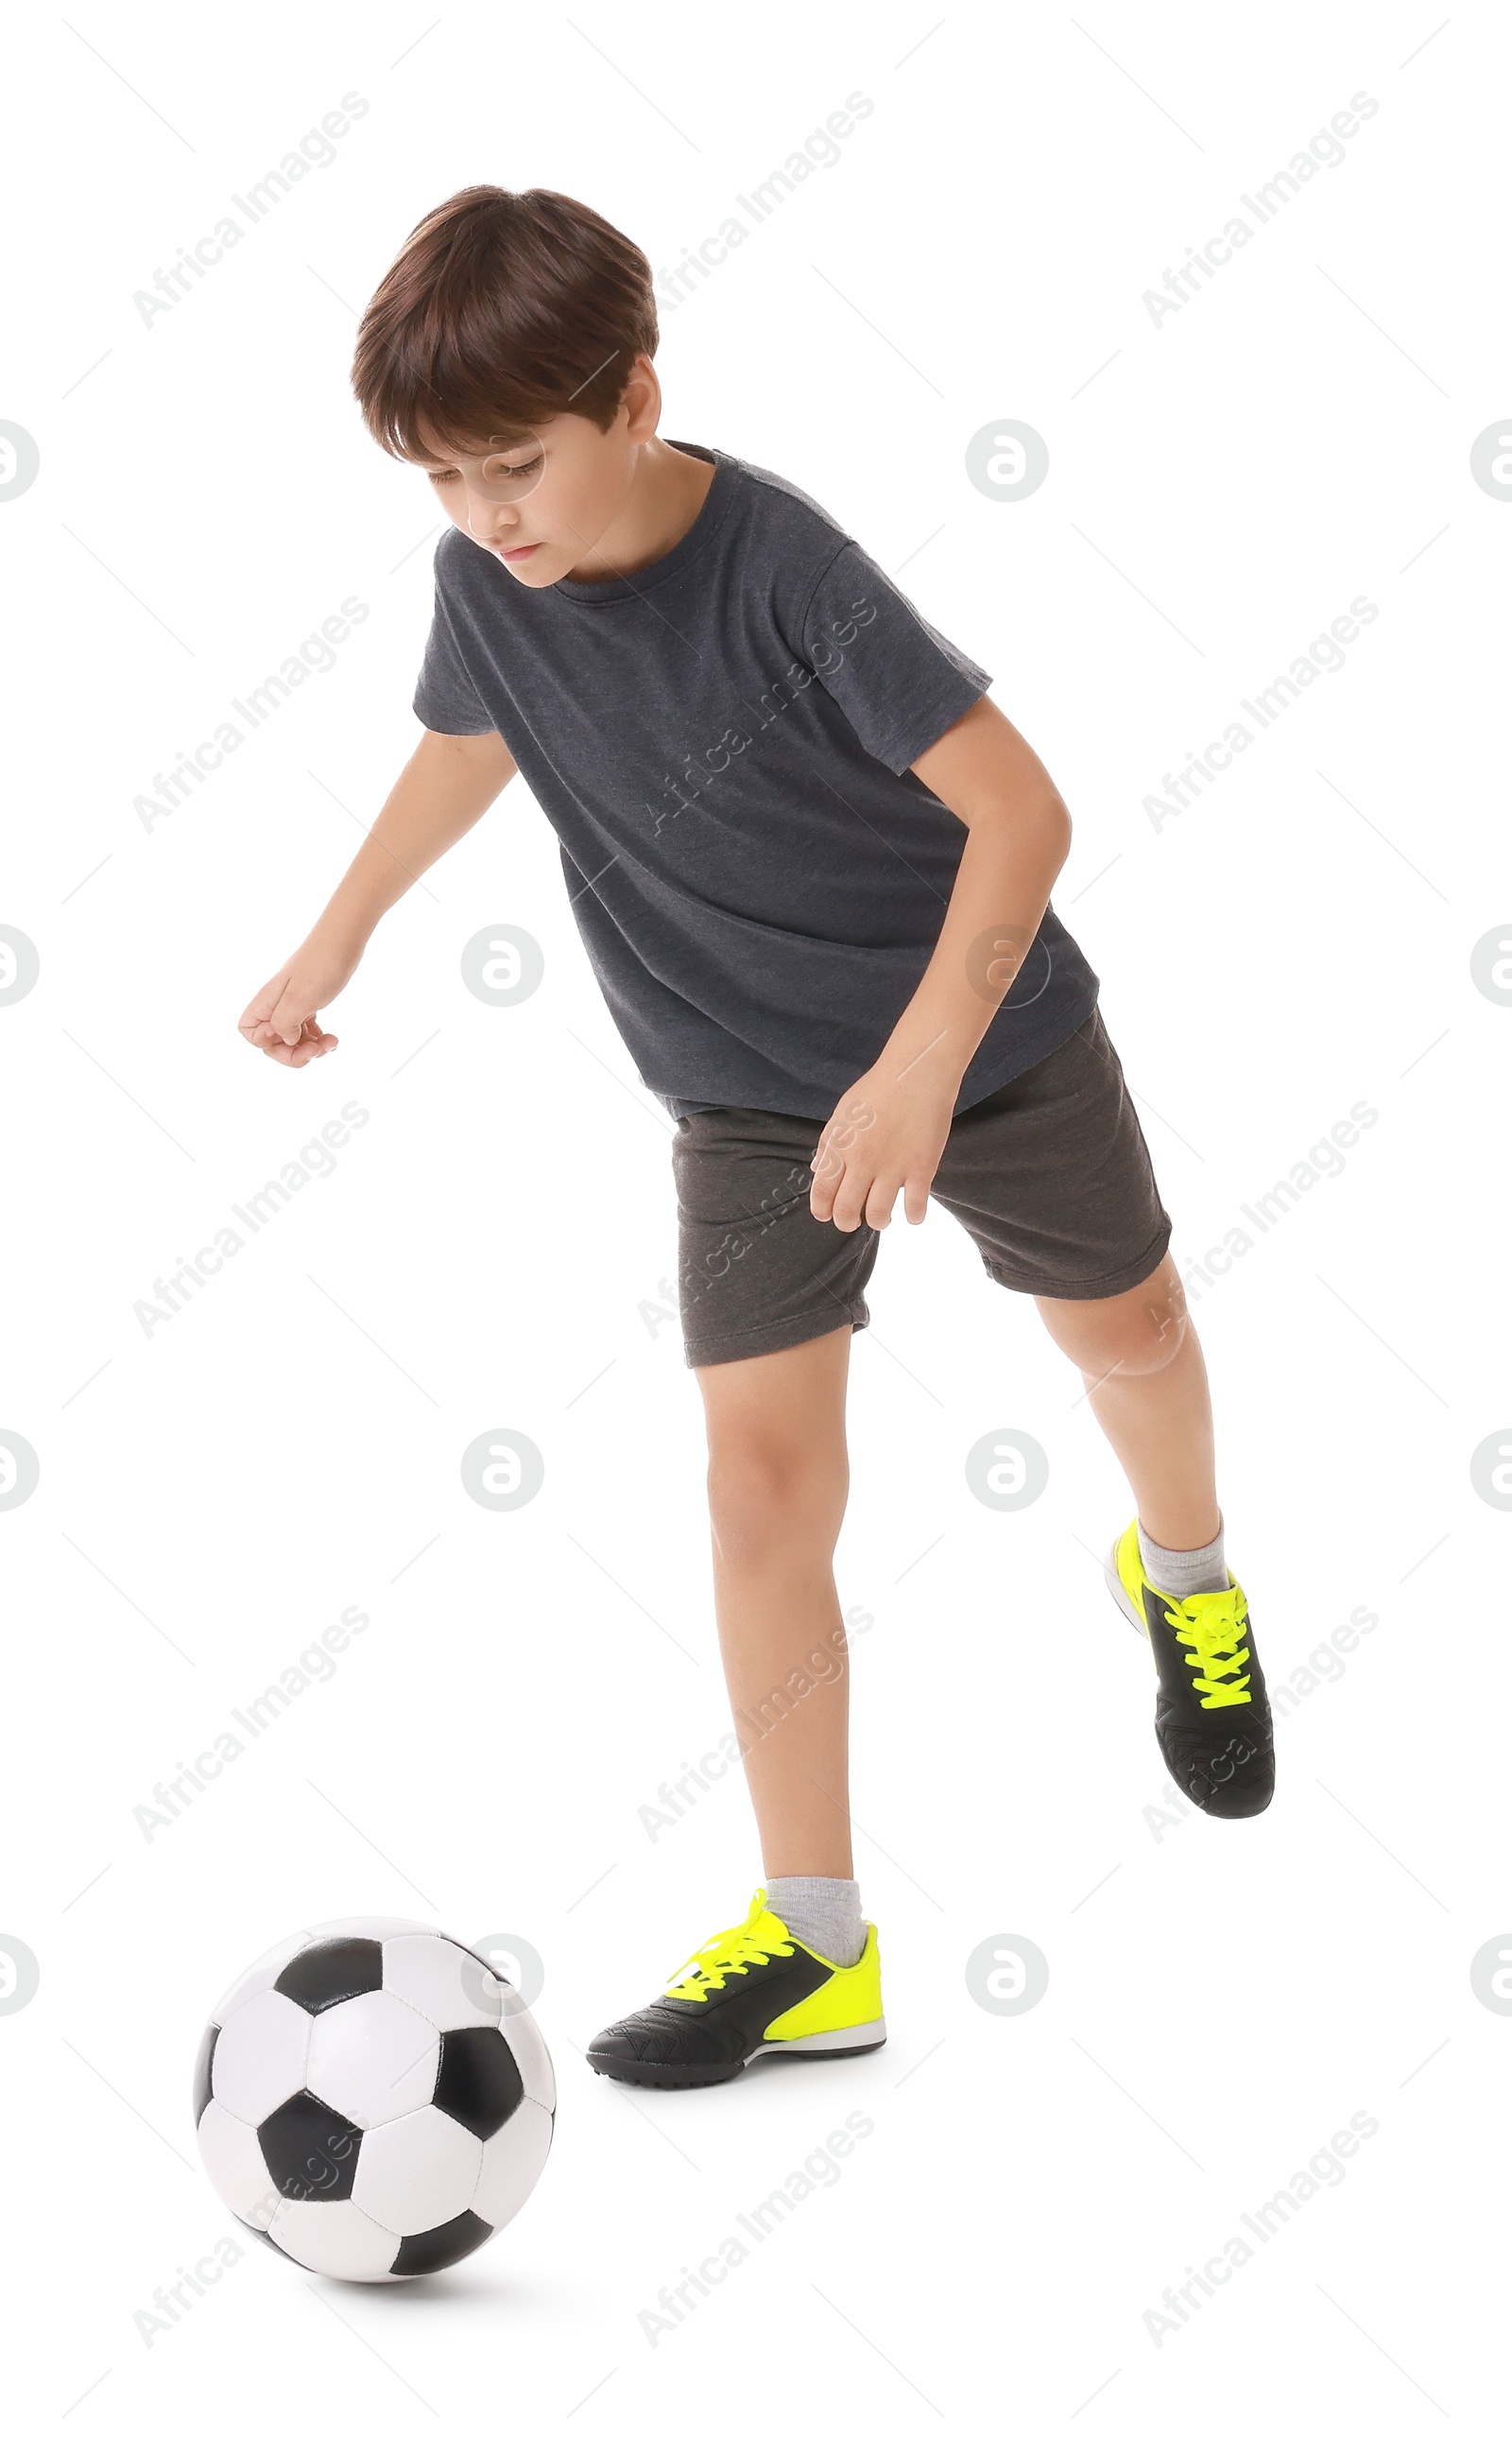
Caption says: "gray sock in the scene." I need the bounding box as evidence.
[1137,1512,1228,1599]
[765,1876,866,1968]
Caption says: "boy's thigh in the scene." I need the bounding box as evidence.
[931,1005,1173,1301]
[672,1104,881,1369]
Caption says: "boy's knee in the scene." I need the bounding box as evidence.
[706,1434,844,1557]
[1057,1300,1189,1380]
[1046,1262,1192,1380]
[1099,1309,1189,1377]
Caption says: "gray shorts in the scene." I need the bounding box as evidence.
[672,1005,1173,1368]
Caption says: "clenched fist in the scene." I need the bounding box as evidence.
[238,927,362,1068]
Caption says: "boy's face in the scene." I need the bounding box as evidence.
[415,398,641,588]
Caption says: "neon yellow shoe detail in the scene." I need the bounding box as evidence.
[662,1891,797,2001]
[1108,1519,1253,1702]
[588,1889,886,2088]
[763,1921,883,2041]
[1107,1516,1276,1818]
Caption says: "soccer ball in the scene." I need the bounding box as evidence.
[194,1915,554,2281]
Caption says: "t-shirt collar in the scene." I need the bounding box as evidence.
[551,442,733,602]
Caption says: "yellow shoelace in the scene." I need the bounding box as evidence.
[663,1905,793,2002]
[1159,1586,1253,1708]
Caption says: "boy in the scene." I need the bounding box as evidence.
[239,185,1273,2093]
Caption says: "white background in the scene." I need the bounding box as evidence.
[2,1,1505,2428]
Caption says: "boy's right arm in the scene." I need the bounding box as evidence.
[238,726,518,1066]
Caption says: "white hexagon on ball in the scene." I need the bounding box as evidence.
[269,2198,404,2281]
[306,1991,440,2127]
[354,2107,483,2236]
[211,1989,312,2124]
[197,2100,281,2221]
[383,1932,505,2031]
[501,2001,556,2113]
[475,2096,554,2231]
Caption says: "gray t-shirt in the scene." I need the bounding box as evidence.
[412,441,1099,1120]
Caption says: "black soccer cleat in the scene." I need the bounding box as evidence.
[588,1892,885,2090]
[1107,1518,1275,1818]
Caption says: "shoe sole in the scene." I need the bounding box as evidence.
[590,2017,887,2091]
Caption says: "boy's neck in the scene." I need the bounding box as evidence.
[564,439,716,584]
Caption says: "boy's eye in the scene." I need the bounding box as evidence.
[427,458,543,485]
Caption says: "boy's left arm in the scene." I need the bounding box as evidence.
[808,694,1073,1231]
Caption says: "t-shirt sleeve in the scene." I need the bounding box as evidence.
[797,539,991,775]
[411,562,495,735]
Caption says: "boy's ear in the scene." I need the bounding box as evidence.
[619,353,662,440]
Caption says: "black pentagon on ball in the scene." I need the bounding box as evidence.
[258,2092,362,2202]
[392,2210,494,2276]
[274,1937,384,2014]
[432,2026,524,2139]
[193,2022,218,2126]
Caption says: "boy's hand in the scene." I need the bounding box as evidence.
[809,1062,957,1231]
[238,929,362,1067]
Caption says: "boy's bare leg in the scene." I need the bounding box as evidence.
[695,1325,855,1880]
[1034,1253,1222,1549]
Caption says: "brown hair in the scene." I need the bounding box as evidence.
[352,185,659,460]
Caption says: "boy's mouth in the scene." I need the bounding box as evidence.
[495,541,540,562]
